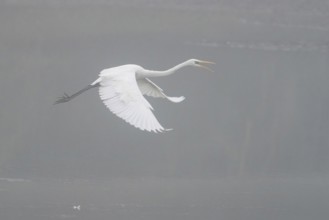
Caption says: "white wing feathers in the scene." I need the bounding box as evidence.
[98,71,168,133]
[137,78,185,103]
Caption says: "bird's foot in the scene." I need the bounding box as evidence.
[54,93,72,105]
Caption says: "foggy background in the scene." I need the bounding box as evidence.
[0,0,329,219]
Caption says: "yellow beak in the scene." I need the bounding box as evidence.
[196,60,216,72]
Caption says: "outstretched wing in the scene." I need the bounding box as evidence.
[98,71,167,132]
[137,78,185,103]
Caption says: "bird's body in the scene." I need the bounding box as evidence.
[55,59,214,133]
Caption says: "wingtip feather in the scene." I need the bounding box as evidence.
[167,96,185,103]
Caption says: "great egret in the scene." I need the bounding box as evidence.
[55,59,214,132]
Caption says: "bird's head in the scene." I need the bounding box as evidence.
[187,59,215,72]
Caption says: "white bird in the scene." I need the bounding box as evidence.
[55,59,214,132]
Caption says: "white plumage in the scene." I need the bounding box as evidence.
[96,67,166,132]
[55,59,214,133]
[137,78,185,103]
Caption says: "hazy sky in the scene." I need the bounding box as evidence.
[0,0,329,179]
[1,2,329,220]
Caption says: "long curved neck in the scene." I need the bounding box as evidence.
[140,60,190,78]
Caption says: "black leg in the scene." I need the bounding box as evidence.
[54,83,100,105]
